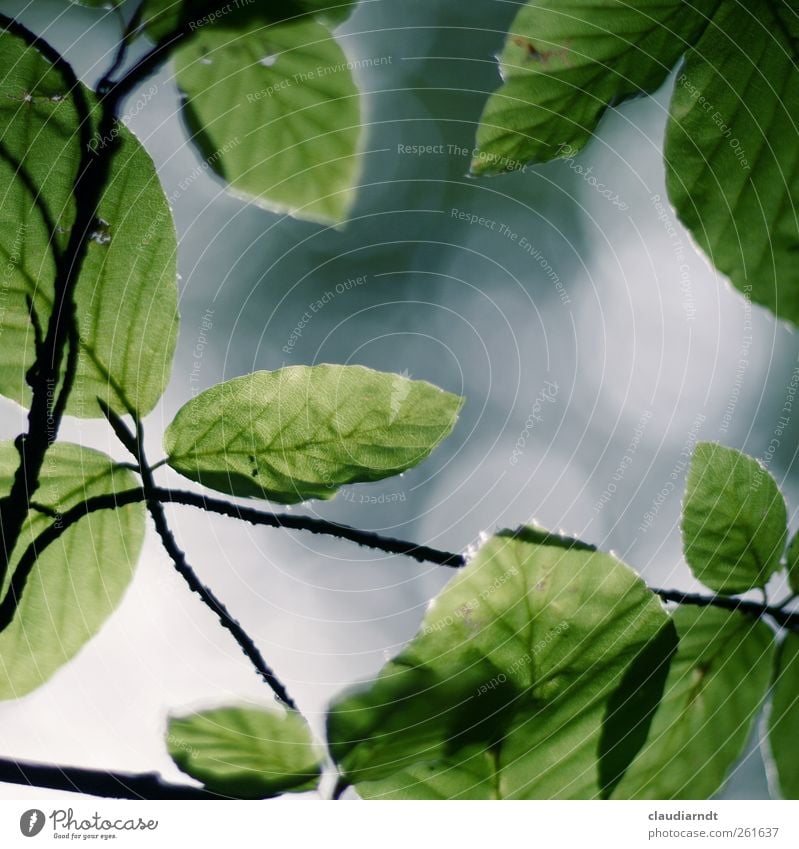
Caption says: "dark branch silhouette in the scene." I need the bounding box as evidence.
[2,482,797,635]
[0,756,220,800]
[119,407,297,710]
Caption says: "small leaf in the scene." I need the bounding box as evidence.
[613,606,774,799]
[167,707,323,798]
[769,633,799,799]
[0,26,178,417]
[682,443,787,595]
[473,0,715,174]
[173,15,361,223]
[665,1,799,326]
[327,527,671,799]
[164,364,462,504]
[0,442,145,700]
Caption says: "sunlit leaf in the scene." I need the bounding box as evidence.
[327,527,671,799]
[173,14,361,223]
[0,25,178,417]
[614,606,774,798]
[665,1,799,325]
[473,0,716,174]
[167,706,323,798]
[682,443,787,595]
[0,442,144,700]
[164,364,462,504]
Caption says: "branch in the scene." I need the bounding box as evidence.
[0,4,194,588]
[163,488,465,567]
[112,408,298,710]
[146,494,298,709]
[0,14,93,587]
[650,587,799,630]
[0,756,219,799]
[3,483,798,634]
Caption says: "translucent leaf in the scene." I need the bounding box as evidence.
[473,0,715,174]
[164,364,462,504]
[327,527,672,799]
[0,442,145,700]
[614,606,774,798]
[666,1,799,325]
[769,633,799,799]
[167,707,323,798]
[173,15,361,223]
[0,26,178,417]
[682,443,787,595]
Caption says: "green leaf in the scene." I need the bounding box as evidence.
[786,531,799,595]
[665,1,799,325]
[0,442,144,700]
[164,364,462,504]
[472,0,717,174]
[167,707,323,798]
[769,633,799,799]
[682,443,787,595]
[172,14,361,223]
[614,606,774,798]
[327,527,672,799]
[0,26,178,417]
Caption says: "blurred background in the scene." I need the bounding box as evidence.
[0,0,796,799]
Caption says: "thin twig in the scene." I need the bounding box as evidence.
[103,407,298,710]
[146,494,298,709]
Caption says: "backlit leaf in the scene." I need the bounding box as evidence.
[327,527,671,799]
[0,442,144,699]
[167,706,323,798]
[682,443,787,595]
[164,365,463,504]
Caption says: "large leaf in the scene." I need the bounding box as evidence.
[0,442,144,699]
[472,0,717,174]
[681,443,787,595]
[666,1,799,325]
[167,707,322,798]
[164,365,463,504]
[0,26,178,417]
[769,633,799,799]
[613,606,774,798]
[327,527,672,799]
[172,14,361,223]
